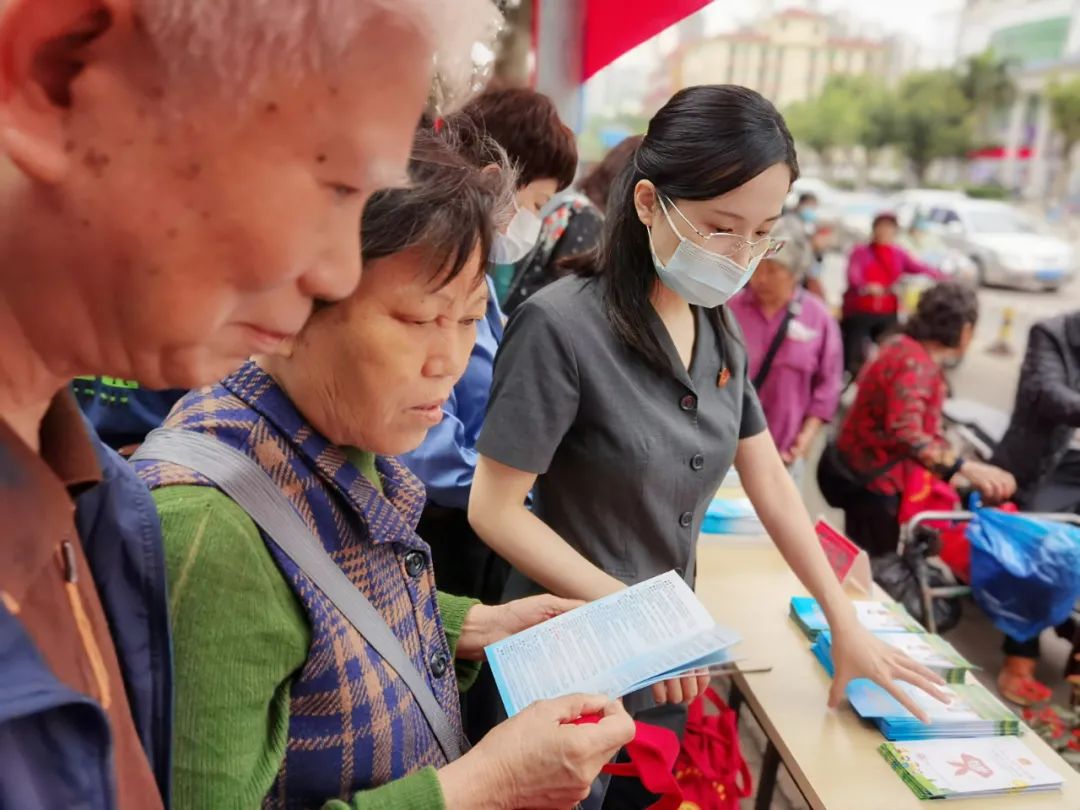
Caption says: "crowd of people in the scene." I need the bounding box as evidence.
[2,2,1078,810]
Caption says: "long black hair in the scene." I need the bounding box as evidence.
[582,85,799,371]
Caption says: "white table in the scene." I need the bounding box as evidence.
[695,537,1080,809]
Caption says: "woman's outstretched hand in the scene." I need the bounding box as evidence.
[828,618,950,723]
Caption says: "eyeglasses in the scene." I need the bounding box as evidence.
[661,196,785,260]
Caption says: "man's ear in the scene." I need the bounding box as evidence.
[0,0,117,183]
[634,179,658,228]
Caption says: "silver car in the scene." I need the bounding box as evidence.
[925,200,1076,291]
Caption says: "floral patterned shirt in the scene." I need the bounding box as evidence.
[837,335,958,496]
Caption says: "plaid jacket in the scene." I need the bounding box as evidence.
[135,362,462,808]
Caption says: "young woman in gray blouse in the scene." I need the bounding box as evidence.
[468,85,949,733]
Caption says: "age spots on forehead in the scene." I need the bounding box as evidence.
[178,163,202,181]
[83,149,111,177]
[265,102,280,115]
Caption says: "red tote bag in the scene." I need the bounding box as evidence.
[577,686,752,809]
[674,687,753,809]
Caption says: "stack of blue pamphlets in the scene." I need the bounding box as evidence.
[701,498,764,535]
[847,679,1020,740]
[813,631,977,684]
[789,597,924,641]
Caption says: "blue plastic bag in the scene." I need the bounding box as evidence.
[965,503,1080,643]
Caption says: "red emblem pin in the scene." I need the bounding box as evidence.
[717,367,731,388]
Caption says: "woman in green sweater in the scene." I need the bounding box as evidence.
[133,126,634,809]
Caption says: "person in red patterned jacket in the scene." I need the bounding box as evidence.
[833,282,1017,555]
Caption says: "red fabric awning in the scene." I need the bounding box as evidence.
[582,0,712,80]
[968,146,1034,160]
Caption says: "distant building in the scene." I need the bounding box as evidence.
[673,8,894,109]
[957,0,1080,198]
[957,0,1076,66]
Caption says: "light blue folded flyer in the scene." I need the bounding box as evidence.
[702,497,765,535]
[485,571,741,716]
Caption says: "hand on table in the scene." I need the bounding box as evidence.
[828,620,949,723]
[437,694,634,810]
[456,594,583,661]
[651,671,712,706]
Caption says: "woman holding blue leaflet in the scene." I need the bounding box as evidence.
[469,87,950,789]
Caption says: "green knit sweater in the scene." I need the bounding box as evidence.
[154,449,479,810]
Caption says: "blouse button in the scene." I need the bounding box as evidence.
[430,651,450,679]
[680,394,698,412]
[679,511,694,528]
[690,454,705,471]
[404,551,426,578]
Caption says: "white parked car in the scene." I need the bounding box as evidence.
[829,190,890,253]
[890,188,969,231]
[785,177,839,212]
[924,200,1076,291]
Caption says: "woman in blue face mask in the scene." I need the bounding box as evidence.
[469,87,950,802]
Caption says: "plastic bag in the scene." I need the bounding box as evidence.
[965,503,1080,643]
[870,551,963,634]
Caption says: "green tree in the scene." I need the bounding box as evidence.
[958,50,1018,145]
[893,70,974,183]
[1047,77,1080,202]
[785,77,865,178]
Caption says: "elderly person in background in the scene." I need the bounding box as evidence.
[0,0,499,806]
[729,220,843,479]
[134,128,633,810]
[822,282,1016,556]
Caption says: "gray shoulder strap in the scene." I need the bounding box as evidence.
[134,428,465,762]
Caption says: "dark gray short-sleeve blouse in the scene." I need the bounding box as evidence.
[477,275,766,597]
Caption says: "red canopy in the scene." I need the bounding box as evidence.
[581,0,712,80]
[968,146,1034,161]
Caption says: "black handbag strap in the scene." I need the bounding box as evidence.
[753,291,803,390]
[827,439,903,486]
[133,428,466,762]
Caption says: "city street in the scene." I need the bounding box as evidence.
[820,253,1080,412]
[742,256,1080,810]
[957,275,1080,411]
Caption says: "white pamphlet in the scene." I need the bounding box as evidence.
[485,571,741,716]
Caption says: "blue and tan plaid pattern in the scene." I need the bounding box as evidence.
[135,362,463,808]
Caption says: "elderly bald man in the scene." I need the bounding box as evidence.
[0,1,497,807]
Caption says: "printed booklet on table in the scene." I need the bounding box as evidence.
[813,631,977,684]
[846,679,1020,740]
[789,597,924,640]
[484,571,741,716]
[879,737,1064,800]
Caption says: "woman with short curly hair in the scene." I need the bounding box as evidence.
[826,281,1017,556]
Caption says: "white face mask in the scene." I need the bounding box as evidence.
[490,206,542,264]
[648,197,765,308]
